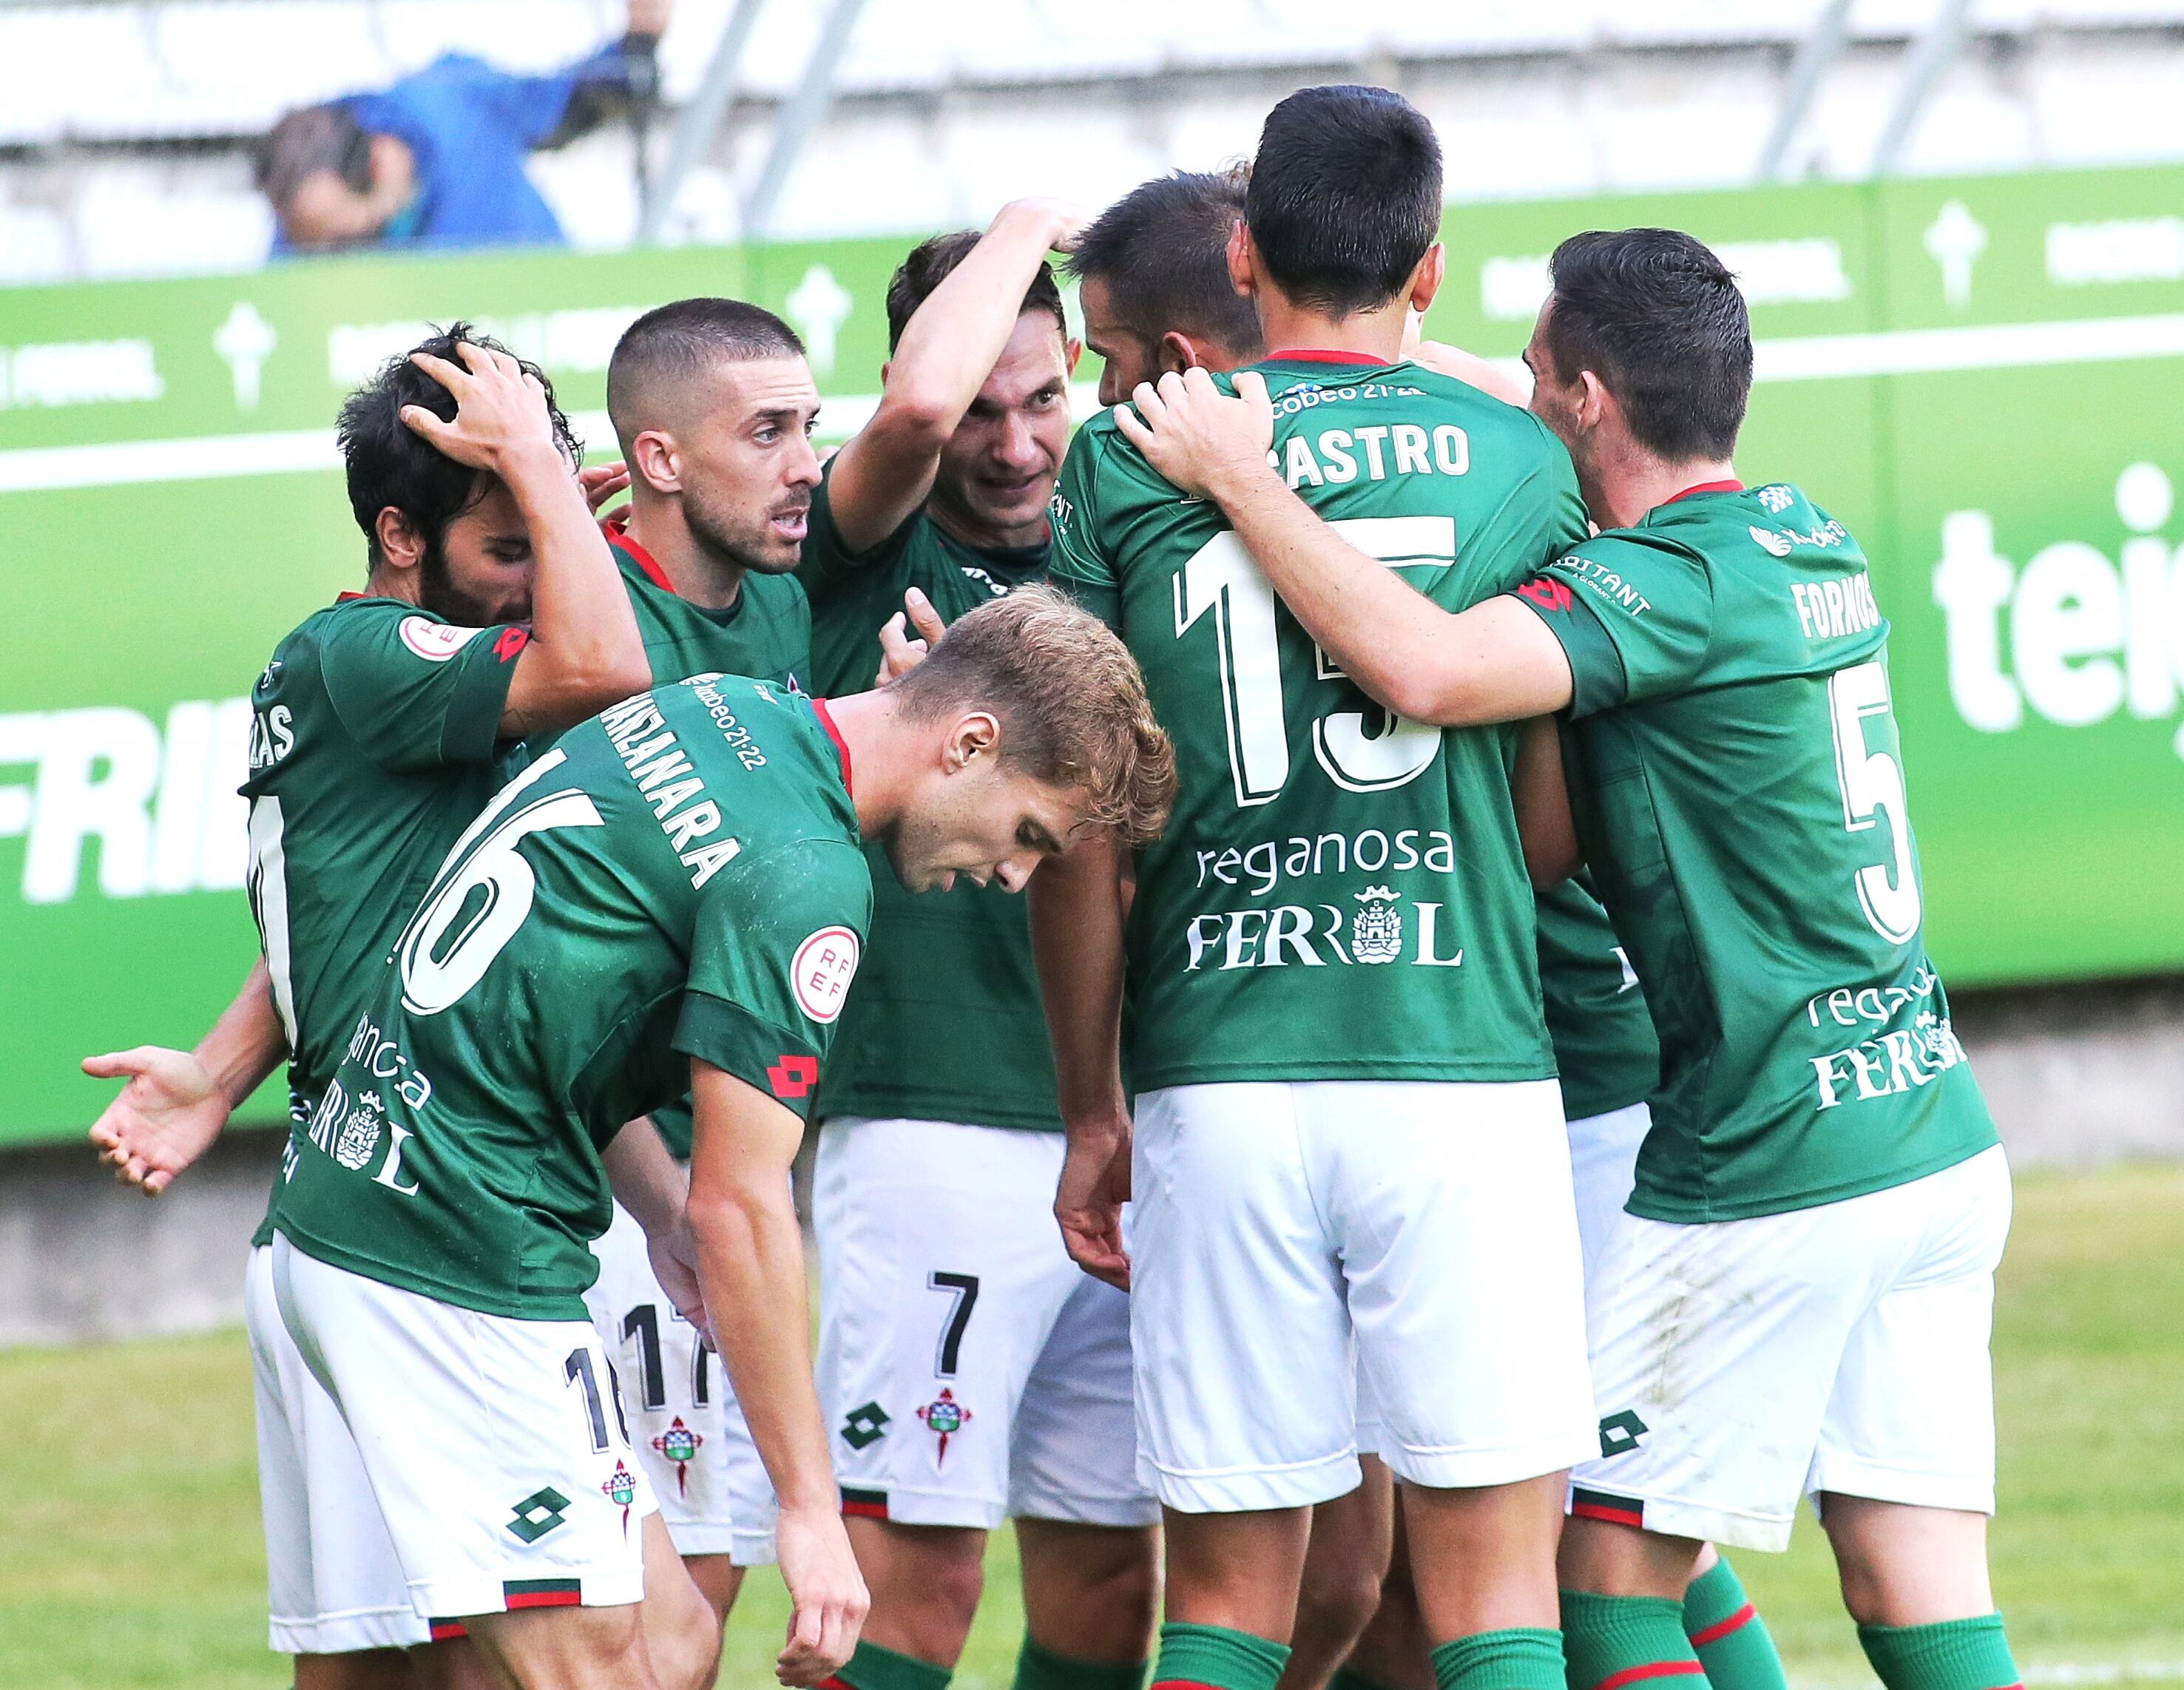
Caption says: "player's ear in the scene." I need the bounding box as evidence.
[1226,221,1254,299]
[629,428,680,494]
[1064,337,1083,377]
[944,710,1002,772]
[1159,331,1206,376]
[373,506,427,574]
[1408,242,1447,317]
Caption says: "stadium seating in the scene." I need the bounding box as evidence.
[7,0,2184,280]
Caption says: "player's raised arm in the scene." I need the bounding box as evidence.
[84,956,288,1194]
[1115,366,1575,727]
[1028,834,1135,1288]
[399,339,649,737]
[825,197,1086,555]
[684,1059,868,1686]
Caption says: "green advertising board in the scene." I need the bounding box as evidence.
[4,163,2182,1144]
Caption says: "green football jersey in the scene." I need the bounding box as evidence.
[1521,481,1997,1222]
[606,518,811,694]
[1050,355,1589,1088]
[795,461,1063,1132]
[240,595,527,1245]
[274,678,871,1319]
[1536,876,1658,1123]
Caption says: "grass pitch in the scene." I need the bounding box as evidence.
[4,1165,2180,1689]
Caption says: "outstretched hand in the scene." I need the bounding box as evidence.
[1112,367,1276,501]
[871,587,947,687]
[578,461,632,513]
[83,1046,231,1195]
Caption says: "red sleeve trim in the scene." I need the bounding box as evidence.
[810,697,853,796]
[603,516,675,594]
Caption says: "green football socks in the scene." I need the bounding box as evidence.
[1015,1635,1149,1690]
[1332,1669,1410,1690]
[1560,1591,1708,1690]
[1430,1626,1569,1690]
[1681,1558,1785,1690]
[1149,1621,1290,1690]
[828,1638,954,1690]
[1859,1615,2023,1690]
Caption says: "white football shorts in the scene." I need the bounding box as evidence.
[270,1234,657,1623]
[1572,1143,2012,1553]
[586,1200,777,1565]
[246,1243,428,1654]
[1566,1101,1652,1286]
[1132,1079,1595,1512]
[814,1116,1157,1531]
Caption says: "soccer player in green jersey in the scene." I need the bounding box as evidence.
[795,203,1180,1690]
[580,297,824,1630]
[1035,87,1600,1690]
[270,589,1174,1690]
[1118,228,2020,1690]
[89,328,658,1690]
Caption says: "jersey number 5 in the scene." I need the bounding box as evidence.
[396,748,604,1015]
[1176,516,1453,808]
[1828,660,1921,945]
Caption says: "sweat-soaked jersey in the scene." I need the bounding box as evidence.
[1519,481,1997,1222]
[240,595,527,1245]
[797,460,1064,1132]
[273,680,870,1319]
[1050,354,1589,1089]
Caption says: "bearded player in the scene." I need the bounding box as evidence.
[270,589,1173,1690]
[1122,226,2021,1690]
[791,203,1172,1690]
[1036,86,1598,1690]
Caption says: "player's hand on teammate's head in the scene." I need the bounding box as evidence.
[399,340,558,474]
[1113,366,1276,501]
[578,460,632,515]
[1054,1129,1133,1291]
[771,1505,870,1686]
[994,195,1095,255]
[873,587,947,687]
[81,1045,229,1196]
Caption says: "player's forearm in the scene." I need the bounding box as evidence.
[688,1180,836,1514]
[1512,716,1580,889]
[200,957,288,1109]
[601,1115,687,1237]
[1029,838,1130,1135]
[502,441,650,722]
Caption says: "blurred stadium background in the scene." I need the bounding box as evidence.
[1,1,2181,1686]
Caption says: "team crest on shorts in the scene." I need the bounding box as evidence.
[602,1460,638,1532]
[916,1388,972,1466]
[1350,887,1403,964]
[651,1417,703,1497]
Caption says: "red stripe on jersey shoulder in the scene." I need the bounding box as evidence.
[1665,479,1743,504]
[603,517,675,593]
[811,698,853,795]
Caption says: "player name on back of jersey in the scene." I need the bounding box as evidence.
[595,680,769,890]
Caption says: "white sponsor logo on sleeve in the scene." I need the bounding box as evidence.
[791,926,860,1024]
[398,617,487,662]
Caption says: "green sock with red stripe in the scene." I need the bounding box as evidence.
[1430,1627,1567,1690]
[1559,1592,1709,1690]
[826,1639,953,1690]
[1858,1615,2021,1690]
[1681,1558,1785,1690]
[1150,1622,1288,1690]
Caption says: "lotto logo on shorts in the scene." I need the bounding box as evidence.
[504,1487,570,1544]
[791,926,860,1024]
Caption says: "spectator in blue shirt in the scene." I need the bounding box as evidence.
[259,0,668,253]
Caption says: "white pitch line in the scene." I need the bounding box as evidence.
[5,312,2184,496]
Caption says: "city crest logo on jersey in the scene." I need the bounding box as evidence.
[916,1388,971,1466]
[331,1089,385,1172]
[1350,886,1402,964]
[651,1417,703,1497]
[791,926,860,1024]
